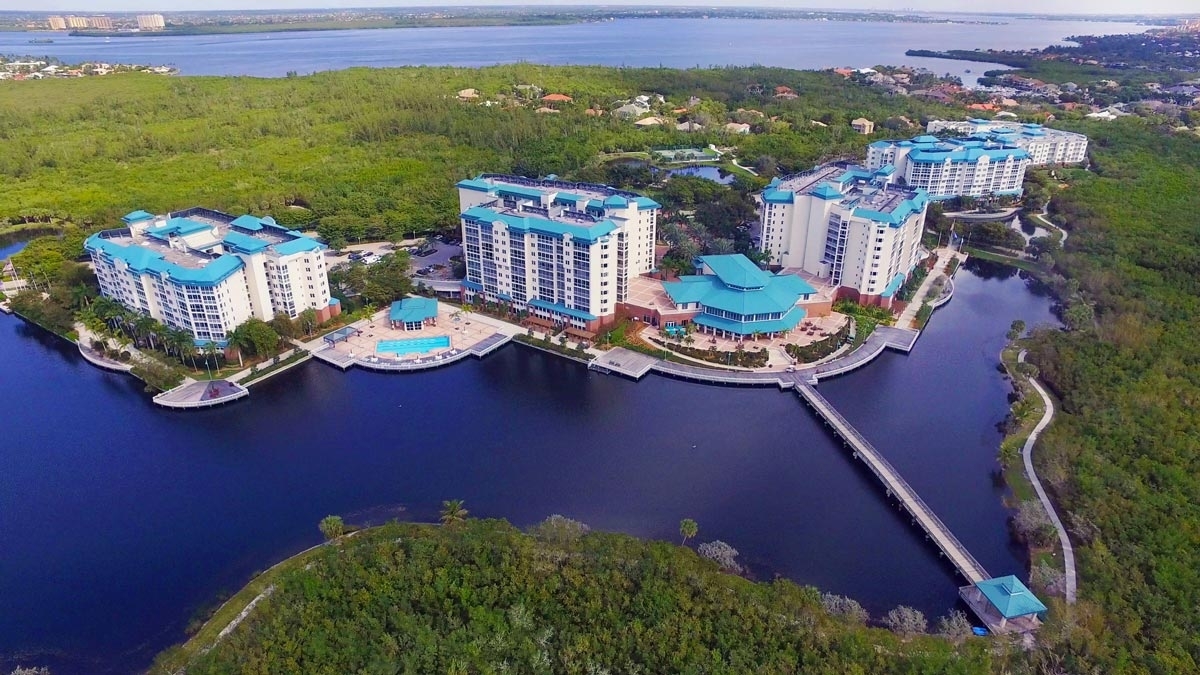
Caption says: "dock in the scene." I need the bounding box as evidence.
[311,332,512,373]
[796,382,989,584]
[153,380,249,409]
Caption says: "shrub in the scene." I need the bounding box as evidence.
[821,593,869,624]
[882,605,927,637]
[697,540,742,573]
[528,515,590,545]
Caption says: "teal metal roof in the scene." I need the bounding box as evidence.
[273,236,324,256]
[975,576,1047,619]
[603,194,628,208]
[145,217,214,240]
[837,168,874,184]
[497,185,548,201]
[86,233,246,287]
[693,305,807,336]
[222,231,270,253]
[231,214,265,231]
[852,190,929,226]
[762,189,794,204]
[663,264,815,318]
[908,146,1030,163]
[553,192,587,205]
[880,272,905,298]
[456,178,495,193]
[463,206,616,243]
[389,297,438,323]
[122,210,155,224]
[810,183,842,200]
[528,298,596,322]
[699,254,770,290]
[868,140,892,148]
[634,196,661,210]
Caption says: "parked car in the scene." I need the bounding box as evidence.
[348,252,363,261]
[415,247,437,257]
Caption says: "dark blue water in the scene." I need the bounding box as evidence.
[0,258,1056,674]
[668,165,736,184]
[5,16,1147,84]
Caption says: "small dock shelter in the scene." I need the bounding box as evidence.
[959,575,1048,634]
[390,297,439,331]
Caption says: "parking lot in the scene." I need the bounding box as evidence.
[324,237,463,279]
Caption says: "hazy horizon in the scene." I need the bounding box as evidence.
[9,1,1197,18]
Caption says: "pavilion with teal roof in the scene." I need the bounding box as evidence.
[662,254,816,339]
[389,297,439,331]
[959,575,1048,634]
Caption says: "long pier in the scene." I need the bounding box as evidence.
[795,382,989,584]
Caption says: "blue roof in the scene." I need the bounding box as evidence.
[122,210,155,224]
[230,214,265,231]
[762,189,795,204]
[273,236,324,256]
[222,231,270,254]
[853,190,929,226]
[975,576,1047,619]
[145,217,214,240]
[810,183,843,200]
[497,185,548,202]
[552,192,587,205]
[874,163,896,176]
[634,196,661,210]
[462,279,483,291]
[463,206,616,243]
[693,305,807,336]
[908,146,1030,164]
[389,297,438,323]
[456,178,496,193]
[663,258,816,319]
[699,254,770,290]
[837,168,874,184]
[603,194,628,208]
[868,140,892,148]
[86,233,245,288]
[528,298,597,322]
[880,272,905,298]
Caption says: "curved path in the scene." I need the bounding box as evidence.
[1033,203,1069,246]
[1018,350,1077,604]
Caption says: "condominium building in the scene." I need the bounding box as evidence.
[65,16,90,29]
[85,208,338,345]
[926,119,1088,165]
[456,174,660,331]
[47,16,67,30]
[758,164,929,306]
[88,16,114,30]
[866,135,1031,199]
[136,14,166,30]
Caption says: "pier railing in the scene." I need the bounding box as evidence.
[797,383,990,584]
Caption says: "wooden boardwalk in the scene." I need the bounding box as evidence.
[796,383,990,584]
[153,380,249,410]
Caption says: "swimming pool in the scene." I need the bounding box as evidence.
[377,335,451,356]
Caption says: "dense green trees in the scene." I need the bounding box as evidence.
[1017,120,1200,673]
[0,65,953,240]
[166,520,994,675]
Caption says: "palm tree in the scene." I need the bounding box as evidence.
[680,518,698,545]
[227,323,252,368]
[439,499,468,526]
[319,515,345,541]
[134,315,159,351]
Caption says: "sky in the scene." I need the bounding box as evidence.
[8,0,1195,16]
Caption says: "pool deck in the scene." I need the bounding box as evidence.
[306,302,518,373]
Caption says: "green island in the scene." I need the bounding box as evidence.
[3,45,1200,672]
[152,516,995,674]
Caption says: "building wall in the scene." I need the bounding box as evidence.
[758,193,926,298]
[457,180,658,326]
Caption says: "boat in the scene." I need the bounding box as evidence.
[28,38,55,44]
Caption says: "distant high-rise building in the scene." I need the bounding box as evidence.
[136,14,166,30]
[89,16,114,30]
[65,16,90,29]
[47,16,67,30]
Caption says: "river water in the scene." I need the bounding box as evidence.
[5,16,1148,84]
[0,258,1057,674]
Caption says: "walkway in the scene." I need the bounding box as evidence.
[153,379,249,409]
[589,324,919,386]
[1032,203,1069,246]
[896,248,966,330]
[797,382,990,584]
[1019,350,1077,604]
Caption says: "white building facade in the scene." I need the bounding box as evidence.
[86,208,337,345]
[759,165,929,306]
[926,119,1088,165]
[866,135,1031,199]
[456,175,660,331]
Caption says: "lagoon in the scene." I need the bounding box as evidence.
[4,16,1148,84]
[0,259,1057,674]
